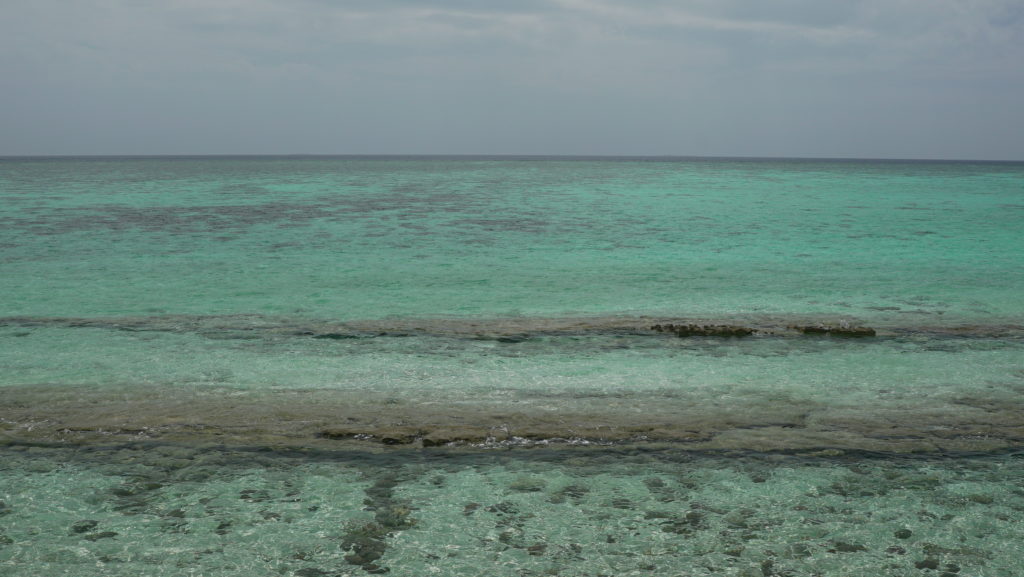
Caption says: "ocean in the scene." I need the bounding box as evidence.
[1,156,1023,576]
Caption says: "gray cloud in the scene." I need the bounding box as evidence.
[1,0,1022,158]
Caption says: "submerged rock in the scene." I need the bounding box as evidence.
[782,543,813,559]
[722,508,754,529]
[215,520,232,535]
[341,522,388,568]
[643,477,666,489]
[312,333,362,340]
[508,476,546,493]
[829,540,868,553]
[551,484,589,504]
[70,520,99,534]
[527,542,547,556]
[375,505,415,530]
[485,502,518,515]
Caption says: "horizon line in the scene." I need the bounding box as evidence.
[2,153,1023,163]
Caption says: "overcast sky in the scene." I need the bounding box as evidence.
[2,0,1022,159]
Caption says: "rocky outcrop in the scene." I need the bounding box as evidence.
[790,324,876,337]
[651,324,755,337]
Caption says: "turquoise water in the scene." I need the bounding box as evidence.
[2,156,1024,575]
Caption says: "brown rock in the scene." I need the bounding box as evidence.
[652,324,754,337]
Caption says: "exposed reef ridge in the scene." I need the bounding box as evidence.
[790,324,877,337]
[651,324,756,337]
[3,382,1023,455]
[4,313,1019,339]
[650,322,877,338]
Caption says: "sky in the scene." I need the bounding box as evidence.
[2,0,1023,159]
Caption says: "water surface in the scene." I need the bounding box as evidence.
[2,156,1023,575]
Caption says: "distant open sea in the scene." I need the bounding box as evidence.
[2,156,1023,576]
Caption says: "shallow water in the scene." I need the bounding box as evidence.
[3,443,1023,576]
[2,156,1023,575]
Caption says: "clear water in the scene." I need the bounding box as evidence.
[2,156,1023,575]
